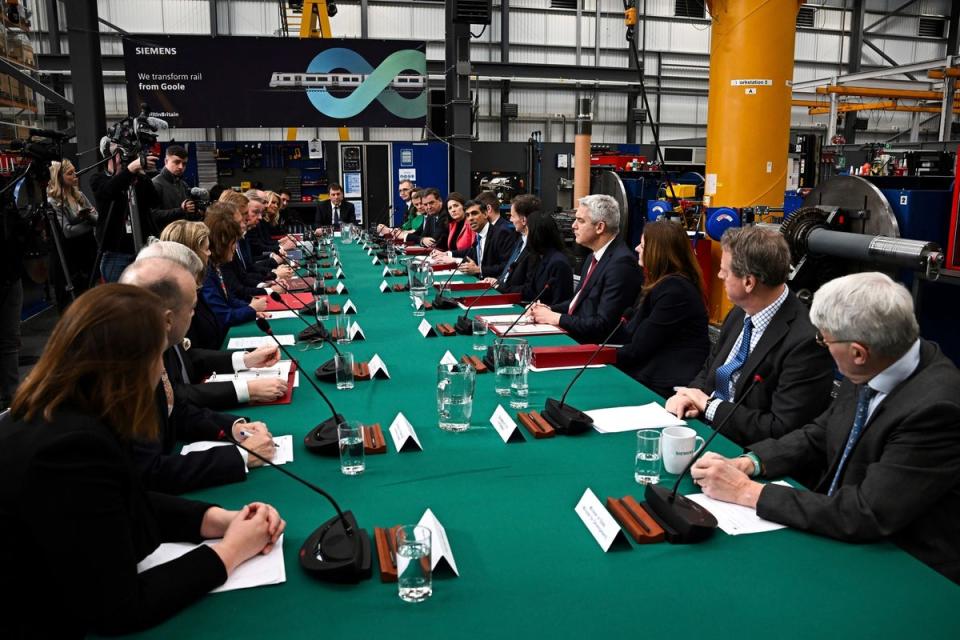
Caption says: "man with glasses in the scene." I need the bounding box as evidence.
[666,226,834,448]
[690,272,960,584]
[395,179,415,226]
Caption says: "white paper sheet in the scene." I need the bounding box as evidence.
[686,482,791,536]
[456,302,517,311]
[137,535,286,593]
[585,403,687,433]
[266,310,300,319]
[227,335,295,349]
[181,435,294,466]
[528,364,606,373]
[207,361,293,383]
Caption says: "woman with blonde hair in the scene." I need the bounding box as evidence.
[0,284,284,636]
[46,159,98,306]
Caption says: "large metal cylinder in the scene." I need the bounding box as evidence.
[573,97,593,205]
[704,0,803,321]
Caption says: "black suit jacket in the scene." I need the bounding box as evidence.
[169,344,241,410]
[688,291,835,447]
[751,339,960,584]
[316,200,356,226]
[187,294,228,351]
[616,275,710,398]
[221,248,268,302]
[0,409,226,637]
[456,223,517,279]
[512,249,574,306]
[131,347,246,494]
[551,240,643,344]
[407,212,447,249]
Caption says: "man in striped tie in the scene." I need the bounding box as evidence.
[666,226,834,447]
[689,272,960,584]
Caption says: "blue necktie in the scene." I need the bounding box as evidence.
[714,317,753,401]
[827,385,878,496]
[475,234,484,266]
[500,239,524,284]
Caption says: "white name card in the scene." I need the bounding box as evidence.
[366,247,374,255]
[388,412,422,452]
[574,488,629,552]
[336,267,345,279]
[335,282,346,295]
[416,508,459,576]
[382,266,392,277]
[348,322,365,341]
[379,280,391,293]
[342,299,357,314]
[490,404,524,444]
[372,256,381,265]
[419,319,437,338]
[440,350,458,365]
[368,354,390,379]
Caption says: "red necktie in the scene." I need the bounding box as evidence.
[568,256,598,314]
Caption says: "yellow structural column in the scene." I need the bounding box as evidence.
[703,0,802,322]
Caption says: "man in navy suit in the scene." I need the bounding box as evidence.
[439,198,516,278]
[528,194,641,343]
[315,183,356,228]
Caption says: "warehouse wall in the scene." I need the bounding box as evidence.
[30,0,956,144]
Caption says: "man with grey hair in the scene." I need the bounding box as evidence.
[529,194,641,343]
[666,226,833,447]
[119,257,279,494]
[690,272,960,584]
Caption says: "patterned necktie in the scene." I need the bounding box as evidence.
[160,368,174,416]
[827,385,879,496]
[568,257,599,314]
[714,316,753,401]
[501,239,525,284]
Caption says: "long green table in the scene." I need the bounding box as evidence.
[122,238,959,639]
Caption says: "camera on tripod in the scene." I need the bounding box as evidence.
[188,187,210,213]
[101,104,167,170]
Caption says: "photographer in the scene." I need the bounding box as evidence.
[91,146,161,282]
[152,144,199,231]
[46,159,97,309]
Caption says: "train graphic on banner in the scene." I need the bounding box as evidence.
[269,72,425,93]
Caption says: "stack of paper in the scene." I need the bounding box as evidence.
[686,482,791,536]
[585,403,687,433]
[226,335,295,349]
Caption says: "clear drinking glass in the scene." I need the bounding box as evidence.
[508,342,531,410]
[335,352,355,390]
[335,314,353,345]
[436,363,476,432]
[396,525,432,603]
[341,223,353,243]
[472,318,488,352]
[635,429,662,485]
[493,338,529,397]
[315,294,330,321]
[337,421,364,475]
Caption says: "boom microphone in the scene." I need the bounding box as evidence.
[219,429,372,583]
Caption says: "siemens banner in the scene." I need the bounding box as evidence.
[122,36,427,128]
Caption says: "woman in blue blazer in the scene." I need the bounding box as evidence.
[202,207,267,329]
[616,220,710,397]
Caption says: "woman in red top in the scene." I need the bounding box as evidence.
[446,192,476,252]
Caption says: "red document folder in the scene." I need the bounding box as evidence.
[530,345,617,369]
[250,361,298,406]
[263,293,314,311]
[457,292,521,307]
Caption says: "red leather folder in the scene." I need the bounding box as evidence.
[249,362,298,406]
[281,276,316,293]
[433,281,491,291]
[457,292,521,307]
[403,246,431,256]
[263,293,314,311]
[530,345,617,369]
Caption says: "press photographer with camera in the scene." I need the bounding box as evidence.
[152,144,205,230]
[46,160,98,309]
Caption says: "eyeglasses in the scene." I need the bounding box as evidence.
[815,331,852,348]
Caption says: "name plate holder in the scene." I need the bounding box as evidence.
[606,496,665,544]
[373,525,399,583]
[460,354,488,373]
[352,361,371,380]
[516,411,556,439]
[436,323,457,336]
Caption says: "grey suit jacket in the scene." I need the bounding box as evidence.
[751,339,960,584]
[689,291,835,447]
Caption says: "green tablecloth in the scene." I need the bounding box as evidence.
[123,238,959,639]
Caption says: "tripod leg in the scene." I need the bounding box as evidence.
[45,208,75,303]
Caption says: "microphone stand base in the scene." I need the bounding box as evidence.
[299,510,373,583]
[642,484,718,544]
[314,358,338,382]
[542,397,593,435]
[304,414,347,456]
[454,317,474,335]
[432,295,459,310]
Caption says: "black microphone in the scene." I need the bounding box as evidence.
[432,257,471,310]
[255,317,346,457]
[542,309,635,435]
[454,281,502,335]
[481,281,553,369]
[267,290,336,351]
[644,365,772,544]
[218,428,372,583]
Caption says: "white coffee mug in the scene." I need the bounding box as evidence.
[661,426,705,475]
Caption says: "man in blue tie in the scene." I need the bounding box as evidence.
[690,272,960,584]
[666,226,834,446]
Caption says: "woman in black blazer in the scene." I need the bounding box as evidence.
[0,284,284,637]
[514,212,574,305]
[616,220,710,398]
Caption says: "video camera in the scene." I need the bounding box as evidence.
[101,104,168,168]
[188,187,210,213]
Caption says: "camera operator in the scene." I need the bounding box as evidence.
[91,145,160,282]
[152,144,199,231]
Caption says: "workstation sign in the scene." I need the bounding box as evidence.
[122,36,427,128]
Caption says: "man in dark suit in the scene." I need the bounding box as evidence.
[666,226,834,447]
[405,187,447,248]
[691,272,960,584]
[120,257,279,493]
[315,183,356,227]
[443,198,516,279]
[528,194,641,343]
[476,190,514,232]
[395,179,415,226]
